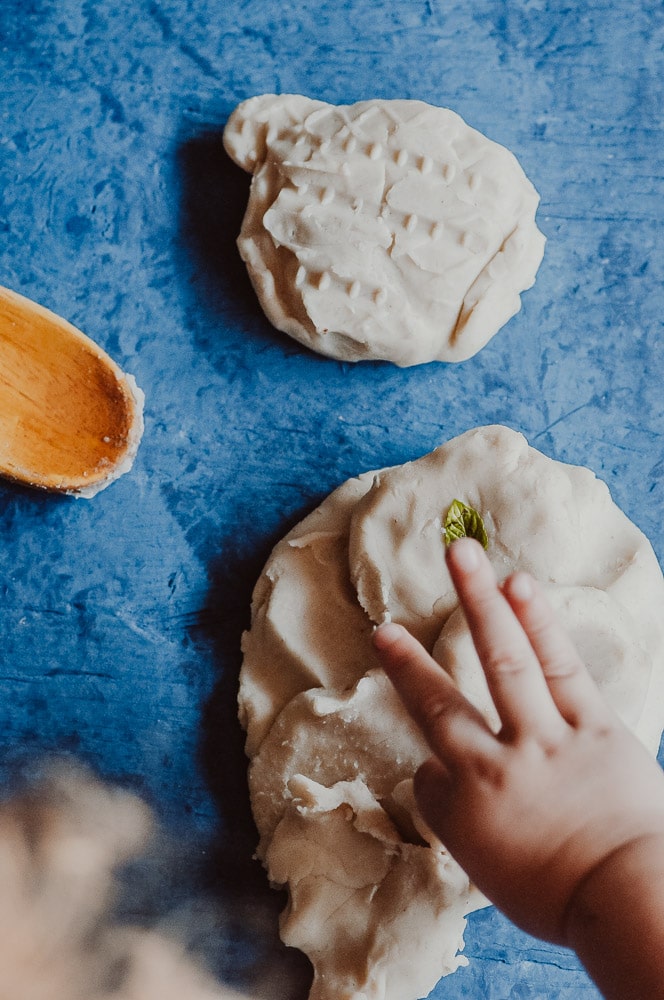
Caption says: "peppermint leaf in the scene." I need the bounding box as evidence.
[443,499,488,549]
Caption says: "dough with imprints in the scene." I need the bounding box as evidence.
[240,425,664,1000]
[224,96,545,366]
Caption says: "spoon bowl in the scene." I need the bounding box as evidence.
[0,285,144,496]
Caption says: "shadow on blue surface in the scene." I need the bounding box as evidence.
[190,515,320,993]
[178,127,252,308]
[177,123,294,361]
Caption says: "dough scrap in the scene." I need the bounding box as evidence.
[223,96,546,366]
[240,425,664,1000]
[267,776,471,1000]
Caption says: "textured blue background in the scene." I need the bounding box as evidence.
[0,1,662,997]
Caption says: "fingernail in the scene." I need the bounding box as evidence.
[372,622,404,650]
[447,537,481,572]
[507,572,534,601]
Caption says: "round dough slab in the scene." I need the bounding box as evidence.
[239,425,664,1000]
[224,96,546,366]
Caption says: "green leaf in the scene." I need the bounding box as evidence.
[443,499,488,549]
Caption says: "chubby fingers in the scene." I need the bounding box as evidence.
[445,539,567,742]
[373,621,496,763]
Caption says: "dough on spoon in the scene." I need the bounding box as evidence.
[223,95,545,366]
[0,286,144,497]
[239,425,664,1000]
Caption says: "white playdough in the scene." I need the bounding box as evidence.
[239,425,664,1000]
[223,96,546,366]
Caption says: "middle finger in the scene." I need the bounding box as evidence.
[446,539,567,742]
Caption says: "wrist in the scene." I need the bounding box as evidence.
[562,831,664,999]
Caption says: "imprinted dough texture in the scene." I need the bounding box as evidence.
[223,96,546,367]
[240,426,664,1000]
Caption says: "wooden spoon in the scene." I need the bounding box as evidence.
[0,285,144,497]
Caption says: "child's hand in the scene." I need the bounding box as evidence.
[372,538,664,946]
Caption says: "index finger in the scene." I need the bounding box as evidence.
[446,539,567,742]
[372,621,497,763]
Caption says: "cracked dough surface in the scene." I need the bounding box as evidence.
[223,96,546,366]
[239,425,664,1000]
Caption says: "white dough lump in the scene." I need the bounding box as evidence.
[223,96,546,367]
[239,425,664,1000]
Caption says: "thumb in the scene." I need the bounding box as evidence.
[413,756,455,841]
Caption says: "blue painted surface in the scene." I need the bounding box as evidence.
[0,1,662,996]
